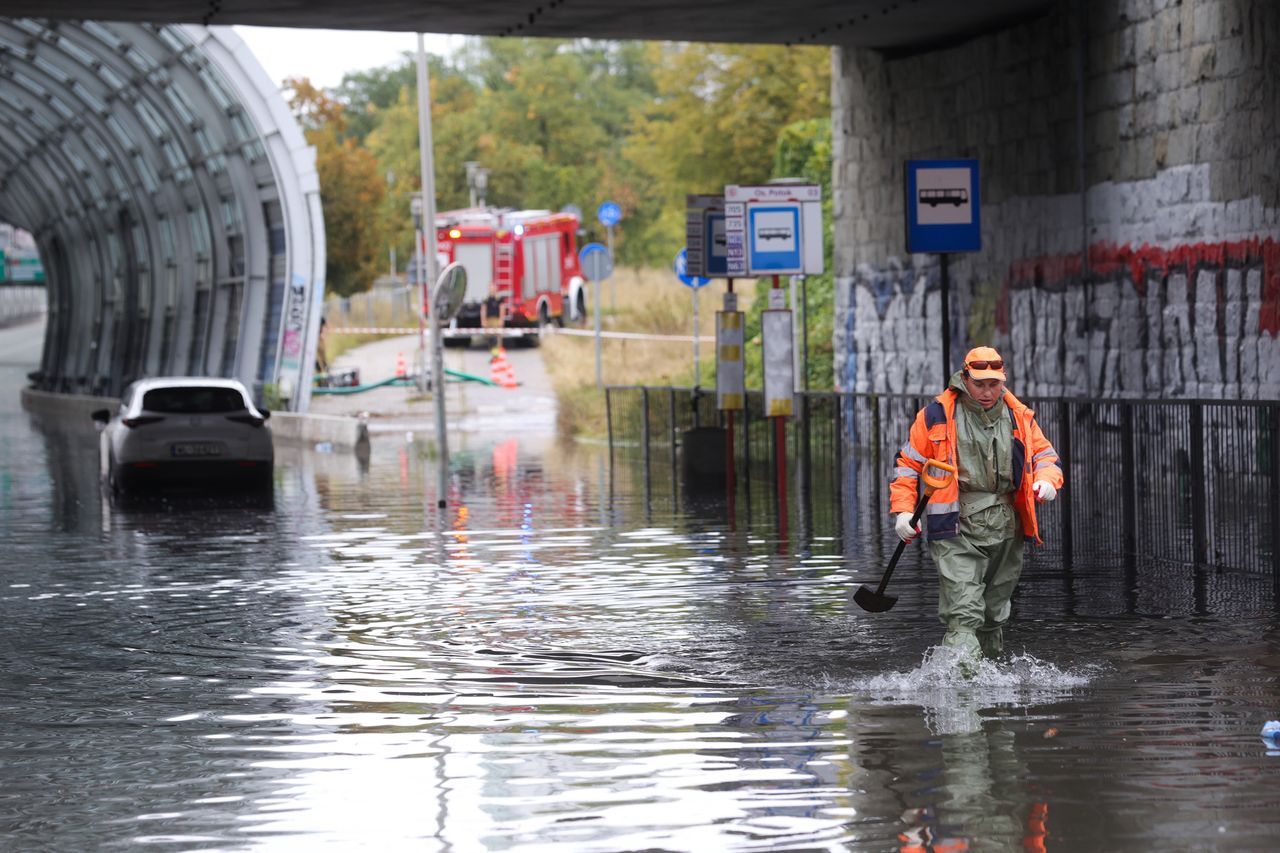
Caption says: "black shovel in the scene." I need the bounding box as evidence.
[854,459,957,613]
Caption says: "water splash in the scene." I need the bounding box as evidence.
[843,645,1102,736]
[861,644,1097,693]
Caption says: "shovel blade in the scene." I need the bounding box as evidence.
[854,585,897,613]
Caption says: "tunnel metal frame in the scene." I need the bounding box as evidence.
[0,19,324,410]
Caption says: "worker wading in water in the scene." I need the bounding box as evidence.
[889,347,1063,663]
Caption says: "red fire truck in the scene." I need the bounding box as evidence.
[431,207,586,345]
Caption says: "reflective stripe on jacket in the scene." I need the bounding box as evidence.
[888,388,1064,543]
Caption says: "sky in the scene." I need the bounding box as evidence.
[234,27,464,89]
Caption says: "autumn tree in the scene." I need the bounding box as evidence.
[286,77,387,297]
[624,43,830,266]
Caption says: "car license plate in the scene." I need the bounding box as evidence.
[171,442,222,458]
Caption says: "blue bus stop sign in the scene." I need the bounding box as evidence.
[674,248,710,289]
[597,201,622,228]
[904,159,981,254]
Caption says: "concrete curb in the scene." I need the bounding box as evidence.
[269,411,370,454]
[19,387,369,454]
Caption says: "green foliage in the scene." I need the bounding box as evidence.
[292,37,834,361]
[260,382,283,411]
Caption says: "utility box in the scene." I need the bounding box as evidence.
[681,426,727,491]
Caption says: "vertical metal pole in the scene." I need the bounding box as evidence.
[606,225,615,312]
[775,416,788,541]
[726,277,736,520]
[1269,404,1280,582]
[669,387,677,455]
[769,274,789,540]
[593,277,602,388]
[940,253,952,382]
[669,387,678,503]
[641,387,651,509]
[1190,402,1208,566]
[1120,404,1137,564]
[871,394,882,533]
[1058,401,1074,569]
[416,33,445,509]
[692,287,700,387]
[605,387,614,466]
[726,409,736,523]
[743,390,752,501]
[801,275,810,393]
[834,393,844,529]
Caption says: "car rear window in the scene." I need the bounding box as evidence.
[141,387,247,414]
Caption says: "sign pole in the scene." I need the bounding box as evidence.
[940,252,951,382]
[579,242,613,390]
[772,273,788,542]
[692,286,700,386]
[606,224,615,312]
[725,278,736,521]
[416,32,446,509]
[593,277,603,387]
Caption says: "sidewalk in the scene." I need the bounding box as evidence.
[307,334,556,435]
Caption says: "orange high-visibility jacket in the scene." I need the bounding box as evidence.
[889,388,1064,543]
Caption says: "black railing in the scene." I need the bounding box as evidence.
[605,386,1280,576]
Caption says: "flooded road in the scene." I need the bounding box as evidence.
[3,338,1280,849]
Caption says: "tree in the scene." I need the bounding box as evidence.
[623,43,830,266]
[286,77,387,296]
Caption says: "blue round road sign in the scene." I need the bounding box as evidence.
[579,242,613,282]
[597,201,622,228]
[674,248,710,289]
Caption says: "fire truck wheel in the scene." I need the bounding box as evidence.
[444,336,470,349]
[574,291,587,325]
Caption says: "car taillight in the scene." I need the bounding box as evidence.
[226,414,265,427]
[122,416,164,428]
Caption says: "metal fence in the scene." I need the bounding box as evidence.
[324,284,420,330]
[605,386,1280,576]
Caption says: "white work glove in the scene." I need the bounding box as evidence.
[1032,481,1057,502]
[894,512,921,543]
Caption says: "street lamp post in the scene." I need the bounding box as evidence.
[416,33,446,509]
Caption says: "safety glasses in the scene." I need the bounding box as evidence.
[966,359,1003,370]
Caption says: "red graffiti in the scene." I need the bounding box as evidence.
[998,238,1280,336]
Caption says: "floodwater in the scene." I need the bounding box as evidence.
[3,357,1280,850]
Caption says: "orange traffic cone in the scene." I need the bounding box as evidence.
[489,347,518,389]
[395,351,406,378]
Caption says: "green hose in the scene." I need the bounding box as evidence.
[313,370,497,395]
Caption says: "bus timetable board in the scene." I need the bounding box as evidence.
[723,184,823,277]
[685,194,728,279]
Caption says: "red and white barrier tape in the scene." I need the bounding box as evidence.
[330,326,716,343]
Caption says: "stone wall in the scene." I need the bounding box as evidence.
[832,0,1280,399]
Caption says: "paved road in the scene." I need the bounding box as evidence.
[309,334,556,435]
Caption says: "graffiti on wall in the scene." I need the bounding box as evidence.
[839,238,1280,399]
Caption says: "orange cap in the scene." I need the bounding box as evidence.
[963,346,1006,381]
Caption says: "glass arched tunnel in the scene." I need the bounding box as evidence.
[0,20,324,410]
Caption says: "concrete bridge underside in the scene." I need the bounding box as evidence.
[0,21,323,409]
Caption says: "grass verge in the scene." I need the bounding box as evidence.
[544,267,751,439]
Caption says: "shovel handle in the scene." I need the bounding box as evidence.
[873,459,957,597]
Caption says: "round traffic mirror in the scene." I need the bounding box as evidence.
[433,262,467,322]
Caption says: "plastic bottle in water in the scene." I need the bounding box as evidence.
[1261,720,1280,748]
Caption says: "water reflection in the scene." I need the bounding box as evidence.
[4,362,1280,850]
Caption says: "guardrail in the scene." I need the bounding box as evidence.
[605,386,1280,576]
